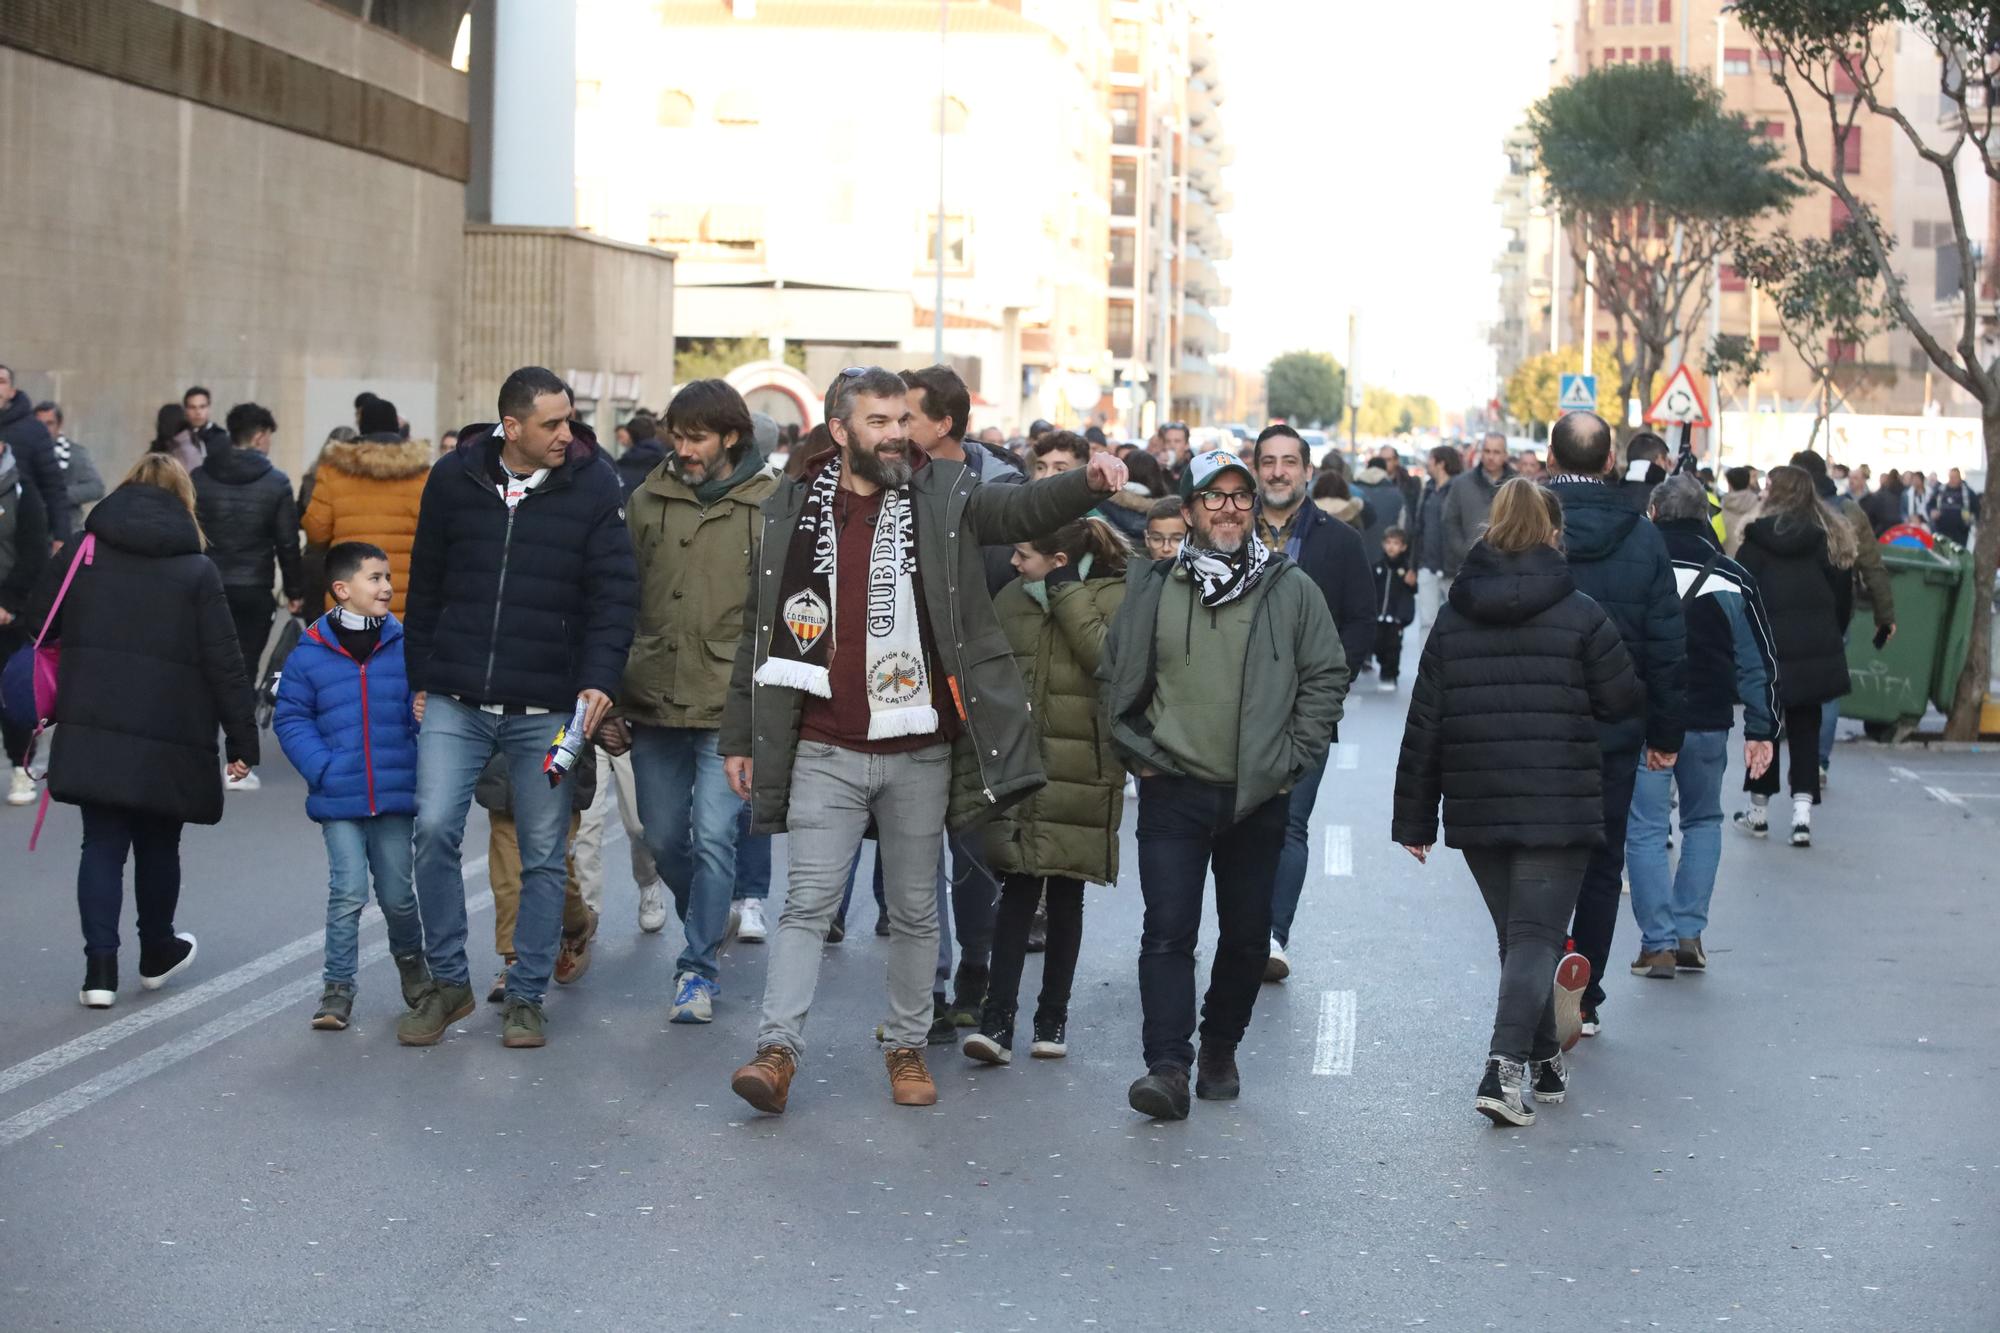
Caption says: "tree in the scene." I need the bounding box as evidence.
[1734,0,1998,739]
[673,337,806,384]
[1530,63,1803,409]
[1355,388,1442,437]
[1265,350,1346,426]
[1731,220,1895,448]
[1503,345,1623,427]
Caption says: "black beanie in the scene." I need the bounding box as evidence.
[358,397,400,436]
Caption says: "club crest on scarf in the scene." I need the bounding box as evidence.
[781,588,829,655]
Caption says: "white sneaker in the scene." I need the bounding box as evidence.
[637,882,668,934]
[736,898,768,942]
[1264,935,1290,982]
[668,970,716,1024]
[1790,798,1812,848]
[8,768,37,806]
[1376,678,1397,693]
[224,770,261,792]
[724,903,742,945]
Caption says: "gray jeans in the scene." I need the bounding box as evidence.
[1462,845,1590,1063]
[759,740,951,1057]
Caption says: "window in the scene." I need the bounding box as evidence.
[1837,124,1862,173]
[1109,232,1136,288]
[1621,0,1637,23]
[1639,46,1653,62]
[1723,48,1753,76]
[657,90,694,128]
[1111,160,1138,217]
[1761,120,1786,138]
[1111,91,1140,146]
[1657,0,1670,19]
[1108,302,1135,359]
[1112,18,1140,74]
[1827,339,1859,364]
[1604,47,1616,65]
[1832,61,1858,95]
[1622,47,1636,63]
[647,204,701,246]
[1830,195,1852,235]
[1758,335,1781,355]
[1760,48,1783,73]
[920,214,972,275]
[1657,48,1672,63]
[1601,0,1615,23]
[1721,263,1746,293]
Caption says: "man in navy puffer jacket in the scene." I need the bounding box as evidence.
[1545,411,1687,1037]
[399,367,638,1049]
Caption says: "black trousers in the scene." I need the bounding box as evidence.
[1464,846,1591,1062]
[0,626,27,765]
[1135,775,1287,1070]
[1746,701,1823,803]
[1375,620,1406,682]
[224,585,276,682]
[1567,745,1639,1013]
[78,803,184,958]
[986,873,1085,1028]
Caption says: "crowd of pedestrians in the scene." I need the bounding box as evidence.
[0,347,1982,1127]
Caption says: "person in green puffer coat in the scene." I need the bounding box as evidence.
[964,516,1132,1068]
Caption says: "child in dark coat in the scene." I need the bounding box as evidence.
[275,541,429,1031]
[1371,527,1418,690]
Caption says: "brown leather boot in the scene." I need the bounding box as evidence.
[885,1047,938,1107]
[731,1046,798,1114]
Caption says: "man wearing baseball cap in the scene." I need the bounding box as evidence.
[1098,448,1349,1120]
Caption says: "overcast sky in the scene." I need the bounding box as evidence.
[1208,1,1560,411]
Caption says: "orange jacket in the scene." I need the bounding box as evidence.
[301,438,432,615]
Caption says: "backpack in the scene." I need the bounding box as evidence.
[0,534,96,849]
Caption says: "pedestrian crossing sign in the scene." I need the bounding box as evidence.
[1558,373,1597,415]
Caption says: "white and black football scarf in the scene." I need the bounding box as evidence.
[754,453,938,740]
[1176,533,1272,609]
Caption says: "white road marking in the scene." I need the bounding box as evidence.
[1323,825,1353,877]
[1335,744,1359,771]
[1926,786,1967,807]
[1890,766,1921,781]
[0,858,489,1102]
[1312,989,1356,1076]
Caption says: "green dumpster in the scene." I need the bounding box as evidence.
[1840,539,1975,736]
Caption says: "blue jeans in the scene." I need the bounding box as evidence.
[627,725,742,982]
[1626,728,1729,953]
[413,696,574,1003]
[322,815,422,986]
[1819,699,1838,768]
[734,801,771,901]
[1269,760,1328,947]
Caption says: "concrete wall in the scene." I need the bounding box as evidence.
[459,227,674,428]
[0,0,467,481]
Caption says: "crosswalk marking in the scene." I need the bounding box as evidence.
[1323,824,1353,876]
[1313,989,1356,1076]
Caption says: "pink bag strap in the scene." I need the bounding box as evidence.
[32,534,95,651]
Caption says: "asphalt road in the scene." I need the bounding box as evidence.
[1,673,1995,1332]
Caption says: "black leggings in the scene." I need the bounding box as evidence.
[986,873,1085,1028]
[1746,701,1823,803]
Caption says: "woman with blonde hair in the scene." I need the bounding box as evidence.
[1731,464,1855,846]
[23,453,259,1010]
[1392,478,1643,1126]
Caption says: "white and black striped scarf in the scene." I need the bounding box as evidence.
[1176,533,1272,608]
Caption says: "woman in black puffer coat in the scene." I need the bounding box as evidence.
[1731,464,1855,845]
[1392,479,1642,1127]
[24,455,259,1012]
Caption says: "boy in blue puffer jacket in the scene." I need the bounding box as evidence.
[275,542,429,1031]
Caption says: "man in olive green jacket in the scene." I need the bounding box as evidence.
[720,366,1127,1116]
[1099,449,1348,1122]
[600,380,778,1026]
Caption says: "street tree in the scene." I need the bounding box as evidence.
[1731,219,1895,449]
[1505,345,1623,430]
[1265,350,1346,427]
[1530,62,1802,409]
[1734,0,1998,738]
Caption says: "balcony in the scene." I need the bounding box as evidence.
[1190,27,1213,73]
[1110,263,1136,289]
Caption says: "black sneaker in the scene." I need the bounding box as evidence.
[1531,1051,1569,1104]
[1127,1063,1191,1120]
[948,962,989,1027]
[79,955,117,1009]
[827,918,847,944]
[1475,1057,1535,1126]
[873,914,891,938]
[962,1016,1013,1066]
[1195,1045,1241,1101]
[138,932,197,991]
[926,994,957,1046]
[1030,1015,1068,1059]
[1676,936,1708,971]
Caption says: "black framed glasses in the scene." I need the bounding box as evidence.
[1196,489,1255,511]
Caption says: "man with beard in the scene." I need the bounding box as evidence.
[1249,425,1373,982]
[600,380,777,1024]
[1099,449,1348,1120]
[723,366,1126,1115]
